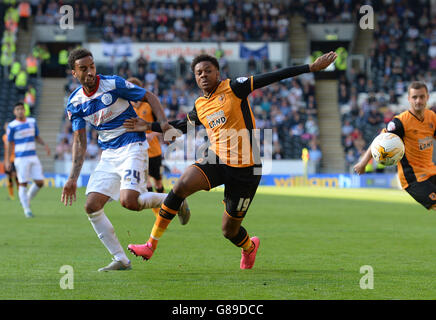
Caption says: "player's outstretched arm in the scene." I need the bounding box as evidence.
[353,147,372,175]
[309,51,338,72]
[142,91,171,130]
[123,117,182,141]
[251,51,337,91]
[61,128,86,206]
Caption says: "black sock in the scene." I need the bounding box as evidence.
[228,226,250,248]
[162,189,184,212]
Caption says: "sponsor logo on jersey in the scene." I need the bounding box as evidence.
[206,110,227,128]
[236,77,248,83]
[92,109,114,126]
[418,136,433,150]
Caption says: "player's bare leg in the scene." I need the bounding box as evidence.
[85,192,131,271]
[128,165,208,260]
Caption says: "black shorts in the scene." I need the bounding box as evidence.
[5,162,16,175]
[148,155,162,180]
[405,175,436,209]
[192,160,261,220]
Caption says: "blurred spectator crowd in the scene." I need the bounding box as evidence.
[35,0,290,42]
[337,0,436,171]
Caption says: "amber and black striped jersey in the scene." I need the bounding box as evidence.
[134,102,162,158]
[386,108,436,189]
[151,64,311,167]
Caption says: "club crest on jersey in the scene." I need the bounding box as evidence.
[206,109,227,128]
[101,93,113,105]
[217,94,226,105]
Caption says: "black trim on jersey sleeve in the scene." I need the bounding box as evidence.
[386,117,405,139]
[229,64,311,100]
[150,107,202,134]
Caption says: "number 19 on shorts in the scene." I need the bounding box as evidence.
[236,198,251,212]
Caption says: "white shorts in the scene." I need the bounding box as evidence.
[86,141,149,201]
[14,155,44,184]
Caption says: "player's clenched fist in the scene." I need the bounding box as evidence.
[61,179,77,206]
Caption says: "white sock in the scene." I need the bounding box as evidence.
[18,186,31,213]
[88,209,129,265]
[137,192,167,210]
[27,183,40,201]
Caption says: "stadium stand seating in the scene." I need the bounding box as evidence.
[0,2,42,161]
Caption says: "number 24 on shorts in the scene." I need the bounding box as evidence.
[124,169,141,183]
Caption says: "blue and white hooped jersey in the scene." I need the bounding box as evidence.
[66,74,147,150]
[7,117,39,158]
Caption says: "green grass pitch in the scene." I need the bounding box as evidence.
[1,186,436,300]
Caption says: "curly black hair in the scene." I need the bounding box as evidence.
[68,48,93,70]
[190,54,220,73]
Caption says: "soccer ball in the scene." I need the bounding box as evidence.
[370,132,405,166]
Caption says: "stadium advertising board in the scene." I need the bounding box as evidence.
[0,173,400,189]
[86,42,288,63]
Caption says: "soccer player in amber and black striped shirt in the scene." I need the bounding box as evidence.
[124,52,337,269]
[354,82,436,210]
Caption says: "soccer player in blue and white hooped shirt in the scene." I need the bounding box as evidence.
[5,102,51,218]
[61,48,190,272]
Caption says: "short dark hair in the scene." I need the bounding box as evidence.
[68,48,93,70]
[190,54,219,73]
[408,81,428,94]
[14,101,24,108]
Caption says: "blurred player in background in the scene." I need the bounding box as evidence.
[354,81,436,210]
[61,48,190,272]
[127,77,164,217]
[125,51,337,269]
[2,122,18,200]
[5,102,50,217]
